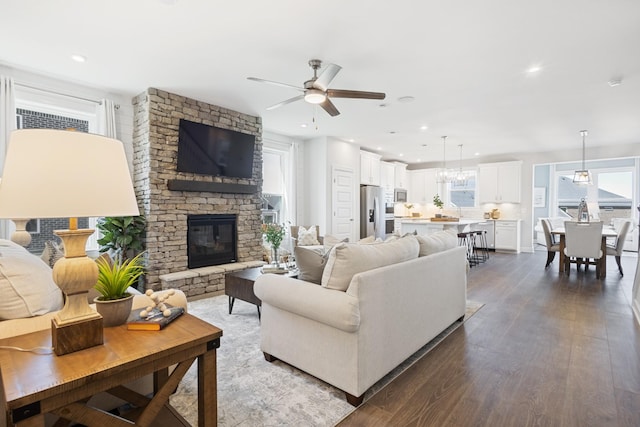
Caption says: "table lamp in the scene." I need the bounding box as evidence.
[0,129,140,355]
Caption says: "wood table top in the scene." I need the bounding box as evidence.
[0,313,222,410]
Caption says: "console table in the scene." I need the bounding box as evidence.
[0,313,222,426]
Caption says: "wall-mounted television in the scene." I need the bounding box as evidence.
[177,119,255,179]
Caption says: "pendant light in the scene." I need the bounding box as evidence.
[436,136,453,183]
[573,130,592,185]
[454,144,468,185]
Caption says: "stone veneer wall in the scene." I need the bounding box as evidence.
[132,88,264,293]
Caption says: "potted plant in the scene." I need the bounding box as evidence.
[433,194,444,217]
[97,216,145,263]
[261,223,286,268]
[93,252,145,327]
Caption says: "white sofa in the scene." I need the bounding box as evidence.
[254,233,467,406]
[0,239,188,419]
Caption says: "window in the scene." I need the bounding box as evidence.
[448,170,477,208]
[261,141,295,227]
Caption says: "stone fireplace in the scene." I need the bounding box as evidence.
[132,88,264,296]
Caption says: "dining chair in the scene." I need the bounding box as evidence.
[606,219,631,275]
[563,221,603,278]
[540,218,560,268]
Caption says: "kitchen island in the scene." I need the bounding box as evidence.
[400,218,484,235]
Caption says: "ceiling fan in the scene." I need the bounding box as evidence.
[247,59,386,117]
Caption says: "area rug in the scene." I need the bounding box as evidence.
[169,295,484,426]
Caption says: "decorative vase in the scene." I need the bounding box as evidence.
[94,293,134,327]
[272,246,280,268]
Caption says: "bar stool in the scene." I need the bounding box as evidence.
[458,231,479,267]
[472,230,490,262]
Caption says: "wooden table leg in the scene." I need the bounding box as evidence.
[198,341,219,427]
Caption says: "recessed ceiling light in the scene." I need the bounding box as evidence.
[71,54,86,63]
[417,158,421,162]
[608,78,623,87]
[397,96,415,103]
[399,153,404,157]
[474,152,480,156]
[527,65,542,74]
[420,125,428,131]
[377,147,382,150]
[348,138,355,143]
[300,123,308,128]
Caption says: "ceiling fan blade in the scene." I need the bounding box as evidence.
[313,63,342,91]
[327,89,386,100]
[247,77,303,91]
[320,98,340,117]
[266,95,305,110]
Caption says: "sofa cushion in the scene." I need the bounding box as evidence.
[321,235,420,291]
[323,234,348,254]
[294,246,329,284]
[415,229,458,256]
[297,225,321,246]
[0,241,64,320]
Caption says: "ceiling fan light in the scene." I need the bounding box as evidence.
[304,89,326,104]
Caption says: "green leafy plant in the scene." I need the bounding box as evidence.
[261,223,285,250]
[97,216,145,262]
[433,194,444,209]
[94,252,145,301]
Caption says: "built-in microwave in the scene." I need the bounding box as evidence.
[394,188,407,203]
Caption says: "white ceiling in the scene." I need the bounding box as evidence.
[1,0,639,164]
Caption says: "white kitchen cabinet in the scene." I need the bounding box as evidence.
[360,151,382,185]
[478,161,522,203]
[393,162,408,189]
[408,168,438,204]
[494,220,521,252]
[380,161,395,192]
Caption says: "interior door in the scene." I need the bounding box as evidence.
[332,166,355,242]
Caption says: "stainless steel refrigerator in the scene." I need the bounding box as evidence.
[360,185,385,240]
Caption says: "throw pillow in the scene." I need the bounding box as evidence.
[297,226,320,246]
[294,246,329,285]
[0,243,64,320]
[357,235,376,244]
[40,240,65,268]
[416,229,458,256]
[321,235,419,291]
[323,234,348,254]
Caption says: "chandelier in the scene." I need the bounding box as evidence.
[436,136,453,183]
[572,130,592,185]
[453,144,468,185]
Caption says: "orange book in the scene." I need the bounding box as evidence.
[127,306,184,331]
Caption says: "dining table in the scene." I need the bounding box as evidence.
[551,224,618,278]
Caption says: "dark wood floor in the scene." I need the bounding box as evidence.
[337,250,640,427]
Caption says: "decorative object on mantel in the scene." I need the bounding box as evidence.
[262,223,286,268]
[573,130,592,184]
[93,252,145,327]
[0,129,140,355]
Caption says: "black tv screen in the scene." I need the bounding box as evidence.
[177,119,255,179]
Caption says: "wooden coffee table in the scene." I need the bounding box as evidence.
[225,267,296,320]
[0,313,222,426]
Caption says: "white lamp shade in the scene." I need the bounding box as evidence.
[0,129,139,219]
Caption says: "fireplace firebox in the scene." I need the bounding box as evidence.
[187,214,237,269]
